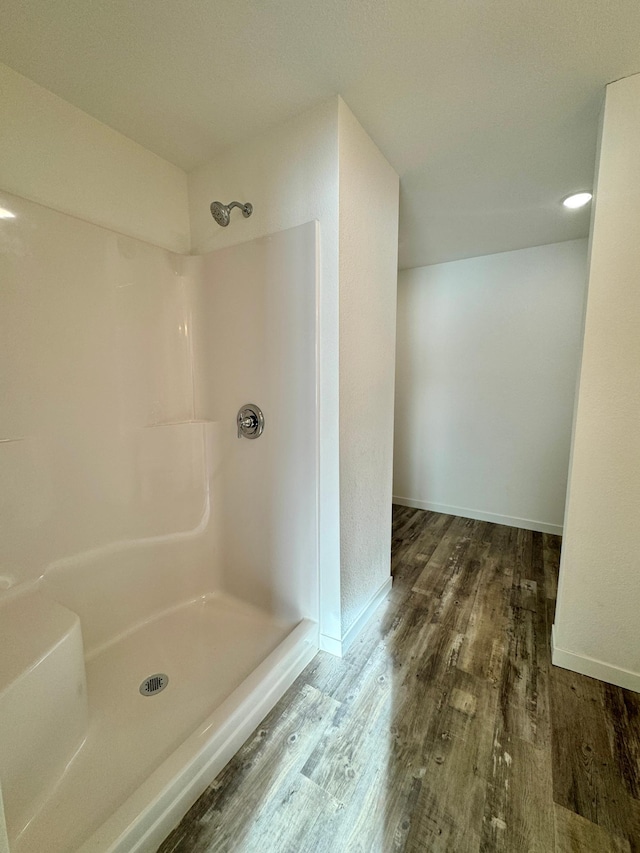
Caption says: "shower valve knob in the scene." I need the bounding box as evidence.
[237,404,265,439]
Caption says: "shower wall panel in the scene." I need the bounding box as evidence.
[0,192,220,645]
[191,222,319,625]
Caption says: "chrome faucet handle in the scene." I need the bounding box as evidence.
[237,404,264,439]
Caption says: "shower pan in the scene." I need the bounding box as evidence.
[0,193,319,853]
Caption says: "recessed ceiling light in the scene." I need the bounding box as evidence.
[0,207,16,219]
[562,192,592,209]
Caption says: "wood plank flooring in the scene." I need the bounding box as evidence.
[158,507,640,852]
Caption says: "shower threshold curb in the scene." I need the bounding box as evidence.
[77,618,318,853]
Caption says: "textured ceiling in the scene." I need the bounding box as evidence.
[1,1,640,268]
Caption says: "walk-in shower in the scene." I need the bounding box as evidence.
[210,200,253,227]
[0,192,318,853]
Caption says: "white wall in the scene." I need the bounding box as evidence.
[2,69,399,653]
[189,97,400,650]
[2,69,341,642]
[0,192,319,657]
[191,223,318,626]
[553,73,640,692]
[0,62,189,253]
[338,101,399,637]
[0,192,217,653]
[394,239,588,534]
[188,98,343,645]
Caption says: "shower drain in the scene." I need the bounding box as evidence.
[139,673,169,696]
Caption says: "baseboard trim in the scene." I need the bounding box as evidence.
[318,633,343,656]
[392,496,563,536]
[319,576,393,659]
[341,576,393,656]
[551,625,640,693]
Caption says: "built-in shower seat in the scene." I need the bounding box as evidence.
[0,591,88,842]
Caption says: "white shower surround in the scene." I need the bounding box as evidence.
[0,71,400,851]
[0,193,319,852]
[188,95,400,650]
[2,66,400,656]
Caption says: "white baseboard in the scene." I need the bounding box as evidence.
[319,576,393,659]
[318,633,343,656]
[392,496,563,536]
[551,625,640,694]
[341,576,393,656]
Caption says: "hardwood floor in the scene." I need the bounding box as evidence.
[158,507,640,852]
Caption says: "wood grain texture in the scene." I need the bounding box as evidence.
[482,732,554,852]
[554,804,631,853]
[158,507,640,853]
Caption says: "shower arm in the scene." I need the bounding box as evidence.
[227,202,252,217]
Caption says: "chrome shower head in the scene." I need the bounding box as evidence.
[210,201,230,227]
[210,200,253,227]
